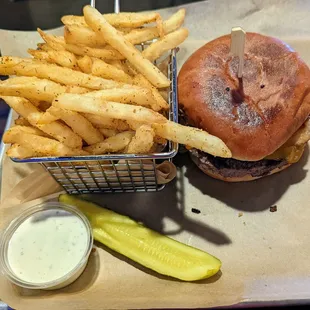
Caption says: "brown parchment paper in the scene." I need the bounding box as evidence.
[1,0,310,309]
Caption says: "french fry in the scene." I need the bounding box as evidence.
[14,117,31,126]
[77,55,93,73]
[163,9,186,33]
[0,76,65,103]
[53,93,167,124]
[133,73,169,111]
[126,125,155,154]
[83,6,170,88]
[62,12,159,28]
[28,48,78,69]
[142,28,189,61]
[7,143,42,159]
[0,76,89,103]
[65,85,90,94]
[46,106,104,145]
[4,128,88,157]
[91,58,132,83]
[85,86,156,110]
[12,125,48,137]
[82,113,129,131]
[0,96,82,149]
[37,43,54,52]
[0,57,126,90]
[64,25,156,47]
[152,121,232,158]
[156,14,164,38]
[63,9,185,48]
[84,131,134,155]
[64,25,106,47]
[38,29,124,60]
[99,128,119,137]
[126,119,167,145]
[38,110,59,124]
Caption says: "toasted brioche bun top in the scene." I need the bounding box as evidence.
[178,32,310,161]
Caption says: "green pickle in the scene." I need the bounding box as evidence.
[59,194,221,281]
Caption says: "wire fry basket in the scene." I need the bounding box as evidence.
[11,47,179,194]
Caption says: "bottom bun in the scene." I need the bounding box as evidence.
[189,149,299,182]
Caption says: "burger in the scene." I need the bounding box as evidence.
[178,32,310,182]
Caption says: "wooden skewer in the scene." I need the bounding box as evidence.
[230,27,246,78]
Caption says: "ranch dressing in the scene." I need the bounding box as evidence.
[7,209,89,285]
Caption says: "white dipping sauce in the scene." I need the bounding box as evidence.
[7,209,89,284]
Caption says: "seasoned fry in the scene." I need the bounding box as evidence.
[38,110,59,124]
[125,28,159,45]
[0,57,126,90]
[82,113,129,131]
[7,143,42,159]
[85,86,156,110]
[126,119,167,144]
[28,48,78,69]
[63,9,185,48]
[83,6,170,88]
[64,25,106,47]
[66,43,123,60]
[153,122,232,158]
[0,76,89,103]
[0,76,65,103]
[133,74,169,111]
[62,12,159,28]
[99,128,119,137]
[126,125,155,154]
[156,14,164,38]
[84,131,134,155]
[12,125,48,137]
[38,29,123,60]
[0,96,82,148]
[14,117,31,126]
[142,28,189,61]
[126,119,144,130]
[4,128,88,157]
[77,55,93,73]
[1,7,192,160]
[163,8,186,33]
[91,58,132,83]
[53,93,167,124]
[37,43,54,52]
[46,106,104,145]
[65,85,89,94]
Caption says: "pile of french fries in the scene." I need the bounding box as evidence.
[0,5,232,159]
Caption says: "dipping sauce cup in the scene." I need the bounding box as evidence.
[0,202,93,290]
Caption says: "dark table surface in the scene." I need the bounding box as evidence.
[0,0,202,31]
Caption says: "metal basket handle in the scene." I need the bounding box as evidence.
[90,0,120,13]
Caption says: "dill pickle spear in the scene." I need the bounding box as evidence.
[59,194,221,281]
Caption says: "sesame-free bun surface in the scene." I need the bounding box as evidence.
[178,33,310,161]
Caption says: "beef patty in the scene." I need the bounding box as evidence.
[190,149,288,178]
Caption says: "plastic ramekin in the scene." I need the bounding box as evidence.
[0,202,93,290]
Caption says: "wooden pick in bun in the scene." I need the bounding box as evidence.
[178,32,310,181]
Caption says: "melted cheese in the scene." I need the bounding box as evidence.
[265,144,305,163]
